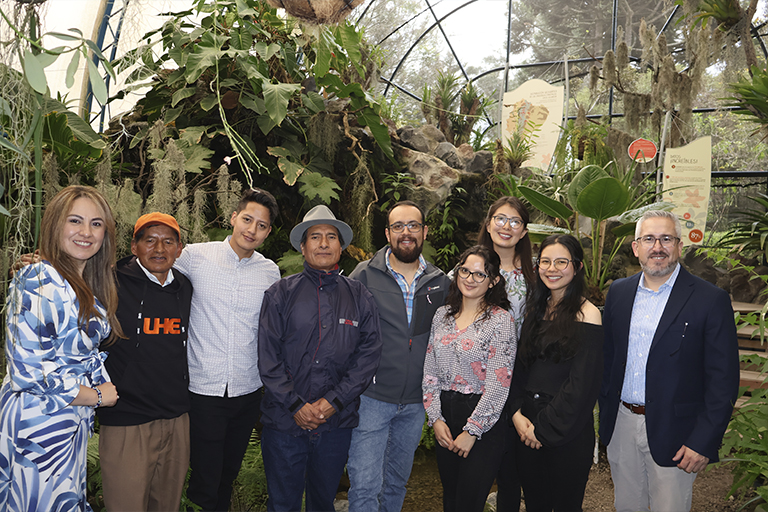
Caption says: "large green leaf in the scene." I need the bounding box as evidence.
[200,94,218,112]
[36,47,64,68]
[611,222,636,238]
[567,164,610,209]
[313,29,337,77]
[253,42,281,61]
[230,27,253,51]
[47,31,81,42]
[575,177,629,220]
[65,48,81,88]
[267,146,304,185]
[235,0,258,16]
[357,108,394,161]
[302,92,325,114]
[184,32,228,83]
[181,144,214,174]
[23,50,48,94]
[518,186,574,223]
[42,97,106,149]
[338,23,364,78]
[298,170,341,203]
[262,82,300,127]
[87,58,108,105]
[0,131,29,161]
[172,87,197,107]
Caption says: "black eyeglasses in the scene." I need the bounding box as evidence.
[635,235,680,248]
[537,258,573,271]
[492,216,523,229]
[388,222,424,233]
[456,266,489,283]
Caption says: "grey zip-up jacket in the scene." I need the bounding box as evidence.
[350,247,451,405]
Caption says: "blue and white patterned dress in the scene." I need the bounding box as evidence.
[0,261,111,512]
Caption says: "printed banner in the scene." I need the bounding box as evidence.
[501,79,564,171]
[661,136,712,246]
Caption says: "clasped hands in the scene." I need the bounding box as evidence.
[432,420,476,458]
[293,398,336,431]
[512,410,542,449]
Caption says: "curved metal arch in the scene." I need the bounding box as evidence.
[382,0,479,96]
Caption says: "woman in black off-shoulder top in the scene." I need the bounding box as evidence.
[503,234,604,512]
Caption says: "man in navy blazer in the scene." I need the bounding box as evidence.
[599,210,739,512]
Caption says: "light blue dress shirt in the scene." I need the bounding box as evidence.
[620,263,681,405]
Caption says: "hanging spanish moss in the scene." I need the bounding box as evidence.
[308,112,342,164]
[190,188,210,244]
[345,154,376,254]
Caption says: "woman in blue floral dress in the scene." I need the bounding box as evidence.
[0,186,123,511]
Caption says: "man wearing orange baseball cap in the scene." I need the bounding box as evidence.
[97,212,194,512]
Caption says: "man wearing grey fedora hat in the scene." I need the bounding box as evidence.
[258,204,382,512]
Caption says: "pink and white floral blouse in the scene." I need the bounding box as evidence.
[422,305,516,438]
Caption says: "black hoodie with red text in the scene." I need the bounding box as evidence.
[97,255,193,426]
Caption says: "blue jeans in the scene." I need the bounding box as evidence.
[347,395,426,512]
[261,426,352,512]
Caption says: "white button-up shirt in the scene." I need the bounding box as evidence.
[175,237,280,397]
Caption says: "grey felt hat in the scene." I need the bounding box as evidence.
[289,205,353,251]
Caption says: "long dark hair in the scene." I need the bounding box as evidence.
[517,234,586,366]
[476,196,535,285]
[444,245,511,321]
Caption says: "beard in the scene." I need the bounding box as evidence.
[640,250,677,278]
[391,237,423,264]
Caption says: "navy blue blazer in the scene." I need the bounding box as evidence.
[598,266,739,466]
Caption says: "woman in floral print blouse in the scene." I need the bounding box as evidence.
[422,245,516,512]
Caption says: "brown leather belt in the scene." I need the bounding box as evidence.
[622,401,646,415]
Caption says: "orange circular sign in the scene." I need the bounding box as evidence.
[628,138,658,163]
[688,229,704,243]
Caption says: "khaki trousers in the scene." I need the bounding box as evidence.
[99,413,190,512]
[607,405,697,512]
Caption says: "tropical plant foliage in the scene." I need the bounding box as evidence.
[716,194,768,264]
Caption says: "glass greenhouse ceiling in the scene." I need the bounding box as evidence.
[16,0,768,129]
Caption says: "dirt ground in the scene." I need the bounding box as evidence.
[392,447,753,512]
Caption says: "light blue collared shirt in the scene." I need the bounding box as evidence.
[384,247,426,325]
[620,263,681,405]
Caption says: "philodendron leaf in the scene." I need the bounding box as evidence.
[518,185,574,224]
[298,171,341,204]
[262,82,300,127]
[23,50,48,94]
[267,146,304,185]
[172,87,196,107]
[575,177,629,221]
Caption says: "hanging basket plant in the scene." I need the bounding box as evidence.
[266,0,365,24]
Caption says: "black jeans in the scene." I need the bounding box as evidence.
[435,390,507,512]
[515,393,594,512]
[187,389,262,512]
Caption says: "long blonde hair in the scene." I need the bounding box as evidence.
[38,186,124,339]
